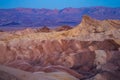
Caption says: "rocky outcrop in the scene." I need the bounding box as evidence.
[55,25,72,31]
[36,26,51,32]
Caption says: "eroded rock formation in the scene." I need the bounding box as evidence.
[0,15,120,80]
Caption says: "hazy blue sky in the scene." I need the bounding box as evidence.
[0,0,120,9]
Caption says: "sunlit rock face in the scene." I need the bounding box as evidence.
[0,15,120,80]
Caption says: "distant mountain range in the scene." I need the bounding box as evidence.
[0,7,120,27]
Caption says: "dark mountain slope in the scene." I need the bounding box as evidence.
[0,7,120,27]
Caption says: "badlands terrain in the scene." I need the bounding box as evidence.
[0,15,120,80]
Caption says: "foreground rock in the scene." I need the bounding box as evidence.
[0,65,79,80]
[0,70,20,80]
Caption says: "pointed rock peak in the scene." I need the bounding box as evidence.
[80,15,100,27]
[81,15,94,23]
[82,15,91,20]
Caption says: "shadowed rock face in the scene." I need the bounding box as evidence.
[0,70,20,80]
[0,15,120,80]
